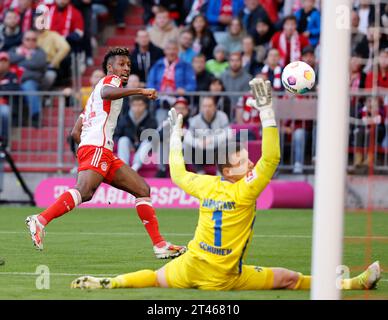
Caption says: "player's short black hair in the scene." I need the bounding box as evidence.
[216,142,243,174]
[102,47,130,74]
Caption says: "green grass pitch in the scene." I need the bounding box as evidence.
[0,207,387,300]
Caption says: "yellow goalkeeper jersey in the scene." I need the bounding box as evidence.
[169,127,280,276]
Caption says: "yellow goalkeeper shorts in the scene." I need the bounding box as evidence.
[164,252,274,290]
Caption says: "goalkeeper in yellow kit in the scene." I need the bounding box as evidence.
[71,79,381,291]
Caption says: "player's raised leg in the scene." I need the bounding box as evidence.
[108,164,186,259]
[26,170,104,250]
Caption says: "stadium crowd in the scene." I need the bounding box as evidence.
[0,0,387,175]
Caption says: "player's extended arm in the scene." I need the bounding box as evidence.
[168,108,212,199]
[101,86,158,100]
[71,116,83,145]
[235,79,281,204]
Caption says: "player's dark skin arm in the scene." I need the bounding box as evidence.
[100,86,158,100]
[71,117,83,145]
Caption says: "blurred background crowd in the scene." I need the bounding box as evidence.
[0,0,387,177]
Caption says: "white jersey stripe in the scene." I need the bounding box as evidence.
[90,147,100,167]
[92,148,102,167]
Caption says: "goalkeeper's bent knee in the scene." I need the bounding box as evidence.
[111,269,158,288]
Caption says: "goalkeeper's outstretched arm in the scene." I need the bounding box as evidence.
[234,79,281,205]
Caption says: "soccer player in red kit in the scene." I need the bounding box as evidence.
[26,47,186,259]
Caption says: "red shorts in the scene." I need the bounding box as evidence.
[77,145,125,184]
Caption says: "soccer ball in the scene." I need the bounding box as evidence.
[281,61,316,94]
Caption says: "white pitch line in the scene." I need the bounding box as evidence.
[0,230,387,240]
[0,272,115,277]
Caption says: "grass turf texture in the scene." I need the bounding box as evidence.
[0,207,387,300]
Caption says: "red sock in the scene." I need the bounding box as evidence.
[135,197,165,246]
[38,189,82,226]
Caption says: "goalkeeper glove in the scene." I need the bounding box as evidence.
[168,108,183,149]
[246,78,277,128]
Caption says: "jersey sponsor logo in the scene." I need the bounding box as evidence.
[110,76,121,87]
[199,242,232,256]
[245,170,257,183]
[202,199,236,211]
[101,161,108,172]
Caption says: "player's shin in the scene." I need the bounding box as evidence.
[135,197,165,246]
[111,270,158,288]
[37,189,82,226]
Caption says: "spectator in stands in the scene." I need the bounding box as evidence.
[48,0,84,53]
[356,0,371,35]
[209,78,232,120]
[148,7,179,50]
[270,15,310,67]
[205,44,229,78]
[241,35,262,76]
[147,40,196,125]
[14,0,35,33]
[192,53,213,109]
[36,27,71,89]
[192,53,214,92]
[64,68,105,111]
[183,0,208,25]
[130,29,164,86]
[256,48,283,91]
[295,0,321,48]
[90,0,108,36]
[216,17,245,55]
[364,26,387,73]
[178,29,196,65]
[115,95,158,172]
[252,17,275,63]
[353,97,386,168]
[350,55,367,94]
[220,51,251,108]
[260,0,283,25]
[156,96,191,177]
[365,47,388,89]
[205,0,244,32]
[0,51,19,146]
[189,14,217,60]
[185,96,231,174]
[351,9,369,59]
[112,0,130,29]
[143,0,183,26]
[72,0,93,66]
[9,30,47,127]
[238,0,271,37]
[0,9,22,52]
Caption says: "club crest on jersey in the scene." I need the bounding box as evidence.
[110,76,121,87]
[245,170,257,183]
[101,162,108,172]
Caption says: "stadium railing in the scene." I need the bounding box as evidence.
[0,90,387,174]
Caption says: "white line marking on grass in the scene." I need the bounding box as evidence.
[0,230,388,240]
[0,272,116,277]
